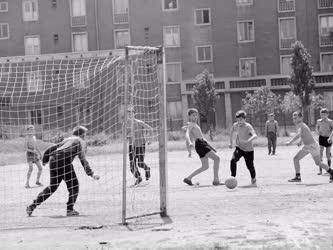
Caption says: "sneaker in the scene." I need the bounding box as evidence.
[268,152,271,155]
[317,172,322,175]
[66,209,80,216]
[134,176,142,185]
[25,184,30,189]
[26,205,34,217]
[35,181,43,186]
[183,178,193,186]
[272,152,276,156]
[145,168,151,181]
[288,176,301,182]
[329,171,333,183]
[251,178,257,185]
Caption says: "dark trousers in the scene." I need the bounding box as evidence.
[32,152,79,211]
[230,147,256,179]
[129,145,149,178]
[267,132,277,154]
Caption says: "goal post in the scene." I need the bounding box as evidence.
[0,46,168,229]
[121,46,168,224]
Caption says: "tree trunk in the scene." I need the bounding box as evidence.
[283,112,288,136]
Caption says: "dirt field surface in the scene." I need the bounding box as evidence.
[1,146,333,250]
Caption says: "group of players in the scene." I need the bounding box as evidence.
[183,108,333,186]
[24,106,333,217]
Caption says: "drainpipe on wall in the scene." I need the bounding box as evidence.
[94,0,100,51]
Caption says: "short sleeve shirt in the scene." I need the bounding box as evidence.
[235,122,256,152]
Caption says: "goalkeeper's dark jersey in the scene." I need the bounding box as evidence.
[43,136,93,176]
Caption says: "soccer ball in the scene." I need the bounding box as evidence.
[225,176,238,189]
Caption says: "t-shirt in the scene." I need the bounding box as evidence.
[127,119,146,146]
[316,118,333,137]
[233,122,256,152]
[265,120,278,134]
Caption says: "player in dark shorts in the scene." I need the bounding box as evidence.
[316,108,333,175]
[26,126,100,217]
[183,108,221,186]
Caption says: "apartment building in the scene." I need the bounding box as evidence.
[0,0,332,132]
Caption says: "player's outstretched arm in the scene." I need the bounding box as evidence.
[185,125,193,147]
[286,131,300,145]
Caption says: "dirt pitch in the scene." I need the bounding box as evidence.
[1,145,333,250]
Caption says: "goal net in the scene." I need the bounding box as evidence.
[0,46,167,229]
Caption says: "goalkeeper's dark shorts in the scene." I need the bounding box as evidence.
[195,138,216,158]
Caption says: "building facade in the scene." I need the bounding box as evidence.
[0,0,332,132]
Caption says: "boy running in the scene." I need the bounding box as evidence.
[286,111,333,183]
[183,108,220,186]
[25,125,43,188]
[315,108,333,175]
[127,107,153,185]
[265,113,279,155]
[229,110,257,185]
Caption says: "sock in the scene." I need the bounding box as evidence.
[328,160,331,167]
[296,173,301,177]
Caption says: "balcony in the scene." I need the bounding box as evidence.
[320,35,333,47]
[280,37,296,49]
[113,13,129,24]
[318,0,333,8]
[278,0,295,12]
[71,16,86,27]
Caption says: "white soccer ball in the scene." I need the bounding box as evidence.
[225,176,238,189]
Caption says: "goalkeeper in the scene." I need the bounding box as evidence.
[127,106,153,185]
[26,126,100,217]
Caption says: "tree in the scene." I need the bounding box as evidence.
[289,41,315,123]
[192,70,218,140]
[242,87,281,134]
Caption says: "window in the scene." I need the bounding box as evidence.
[0,2,8,12]
[279,17,296,49]
[0,23,9,39]
[70,0,86,26]
[162,0,178,11]
[24,36,40,55]
[280,55,292,75]
[319,15,333,36]
[278,0,295,12]
[239,58,256,77]
[57,106,63,117]
[166,63,181,84]
[318,0,333,9]
[73,70,89,89]
[321,53,333,72]
[237,21,254,42]
[26,71,43,92]
[236,0,253,6]
[163,26,180,47]
[0,63,10,75]
[114,29,130,49]
[167,101,182,120]
[196,45,213,63]
[72,32,88,52]
[22,0,38,21]
[78,105,92,125]
[195,9,210,25]
[113,0,129,24]
[29,110,42,125]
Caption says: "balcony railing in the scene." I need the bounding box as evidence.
[278,0,295,12]
[113,13,129,24]
[280,38,296,49]
[230,79,266,89]
[71,16,86,27]
[318,0,333,8]
[320,35,333,47]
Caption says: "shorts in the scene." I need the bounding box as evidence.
[301,143,320,158]
[195,138,216,158]
[319,136,332,148]
[26,151,40,164]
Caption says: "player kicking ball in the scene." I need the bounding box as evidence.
[183,108,221,186]
[286,111,333,183]
[26,126,100,217]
